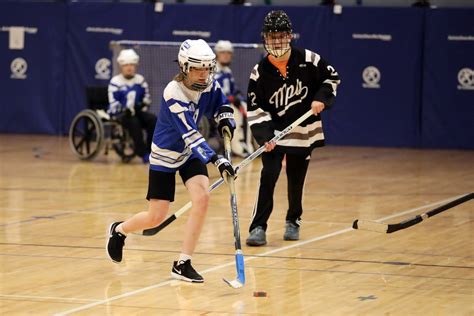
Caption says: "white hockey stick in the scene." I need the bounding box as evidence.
[222,127,245,289]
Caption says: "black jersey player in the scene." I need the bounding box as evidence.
[246,10,341,246]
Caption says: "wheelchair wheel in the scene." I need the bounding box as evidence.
[69,110,104,160]
[199,117,210,139]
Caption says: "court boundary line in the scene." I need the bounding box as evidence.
[0,294,99,303]
[54,194,465,315]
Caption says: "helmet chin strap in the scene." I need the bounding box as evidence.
[182,74,209,91]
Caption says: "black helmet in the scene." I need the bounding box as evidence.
[261,10,293,58]
[262,10,293,35]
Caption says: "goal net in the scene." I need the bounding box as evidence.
[110,40,265,115]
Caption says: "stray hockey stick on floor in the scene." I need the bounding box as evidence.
[222,127,245,289]
[140,109,314,236]
[352,192,473,234]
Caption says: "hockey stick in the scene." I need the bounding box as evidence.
[140,109,314,236]
[222,127,245,289]
[352,192,473,234]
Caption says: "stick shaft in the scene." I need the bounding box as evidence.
[223,127,245,285]
[354,192,473,234]
[142,109,314,236]
[386,192,473,233]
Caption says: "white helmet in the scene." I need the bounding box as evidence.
[178,39,216,91]
[117,49,139,65]
[214,40,234,53]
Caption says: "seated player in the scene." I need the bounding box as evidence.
[212,40,254,157]
[108,49,157,163]
[106,39,236,283]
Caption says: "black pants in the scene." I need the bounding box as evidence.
[249,151,310,232]
[121,111,157,157]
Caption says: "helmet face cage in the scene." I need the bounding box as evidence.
[180,58,217,91]
[261,10,293,58]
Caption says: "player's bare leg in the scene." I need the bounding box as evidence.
[171,174,210,283]
[106,200,169,263]
[122,199,170,232]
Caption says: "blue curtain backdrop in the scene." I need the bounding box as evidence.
[0,3,472,149]
[321,7,424,147]
[0,3,66,134]
[421,8,474,149]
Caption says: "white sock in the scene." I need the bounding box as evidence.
[115,223,128,236]
[178,253,192,263]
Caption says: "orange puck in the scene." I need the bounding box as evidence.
[253,291,267,297]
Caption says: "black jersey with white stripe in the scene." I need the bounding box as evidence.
[247,48,340,155]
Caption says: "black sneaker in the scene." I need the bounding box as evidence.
[171,260,204,283]
[106,221,126,263]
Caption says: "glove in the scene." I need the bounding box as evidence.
[216,106,236,140]
[211,155,235,183]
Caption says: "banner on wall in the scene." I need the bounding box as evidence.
[0,3,66,134]
[63,3,152,134]
[322,7,424,147]
[151,4,237,43]
[421,9,474,149]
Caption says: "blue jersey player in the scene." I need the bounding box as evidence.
[106,39,236,283]
[108,49,157,163]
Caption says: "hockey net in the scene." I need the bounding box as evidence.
[110,40,264,114]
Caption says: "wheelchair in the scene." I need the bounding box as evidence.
[69,87,135,163]
[69,86,211,163]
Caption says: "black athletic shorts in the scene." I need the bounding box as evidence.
[146,158,208,202]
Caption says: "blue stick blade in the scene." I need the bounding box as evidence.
[236,252,245,284]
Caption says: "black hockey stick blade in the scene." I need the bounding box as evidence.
[142,214,177,236]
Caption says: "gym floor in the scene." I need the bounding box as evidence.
[0,135,473,315]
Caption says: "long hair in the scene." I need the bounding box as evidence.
[173,72,185,82]
[173,72,186,82]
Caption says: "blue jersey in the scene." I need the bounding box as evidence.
[214,63,236,97]
[107,74,151,115]
[149,80,229,172]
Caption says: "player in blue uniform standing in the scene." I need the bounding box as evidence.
[108,49,157,163]
[106,39,236,283]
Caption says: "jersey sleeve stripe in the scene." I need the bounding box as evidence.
[248,114,272,126]
[323,79,339,96]
[188,137,206,150]
[151,142,189,160]
[250,65,260,81]
[183,131,203,146]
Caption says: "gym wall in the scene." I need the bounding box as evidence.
[0,3,472,149]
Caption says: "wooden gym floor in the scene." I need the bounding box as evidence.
[0,134,473,315]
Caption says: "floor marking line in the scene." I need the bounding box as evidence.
[54,228,352,315]
[0,294,99,303]
[54,193,464,315]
